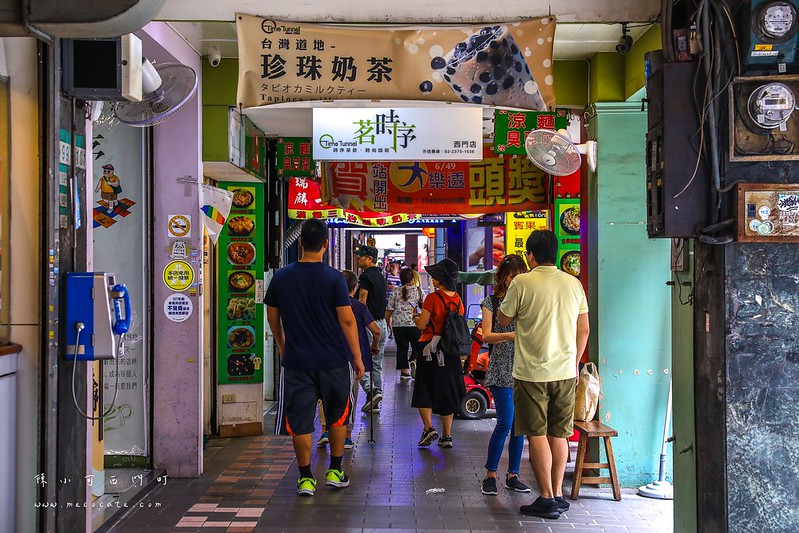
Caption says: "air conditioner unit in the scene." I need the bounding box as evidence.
[62,34,142,102]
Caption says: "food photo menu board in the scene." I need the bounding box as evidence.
[554,198,581,278]
[217,182,265,384]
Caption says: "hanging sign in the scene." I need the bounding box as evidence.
[313,107,483,161]
[288,176,419,226]
[506,210,549,266]
[277,137,316,178]
[163,293,194,322]
[237,16,555,110]
[323,144,549,214]
[200,185,234,245]
[494,108,569,155]
[163,260,195,291]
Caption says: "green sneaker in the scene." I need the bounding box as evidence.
[324,468,350,488]
[297,476,316,496]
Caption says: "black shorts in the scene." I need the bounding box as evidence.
[275,364,353,436]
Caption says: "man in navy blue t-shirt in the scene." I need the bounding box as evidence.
[266,219,364,497]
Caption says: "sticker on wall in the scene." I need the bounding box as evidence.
[168,214,192,238]
[163,293,193,322]
[170,240,190,260]
[163,260,195,291]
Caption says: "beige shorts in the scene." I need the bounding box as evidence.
[514,378,575,438]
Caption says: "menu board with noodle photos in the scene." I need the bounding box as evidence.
[217,182,264,384]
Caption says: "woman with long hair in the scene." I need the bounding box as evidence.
[480,254,532,495]
[385,267,424,379]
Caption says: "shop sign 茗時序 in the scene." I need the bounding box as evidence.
[313,107,483,161]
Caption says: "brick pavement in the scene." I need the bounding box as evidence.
[109,351,673,532]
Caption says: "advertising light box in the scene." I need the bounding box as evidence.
[313,107,483,161]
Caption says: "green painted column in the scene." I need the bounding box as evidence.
[554,60,589,107]
[202,60,239,162]
[671,240,697,532]
[586,101,672,487]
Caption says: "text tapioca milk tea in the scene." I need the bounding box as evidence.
[434,25,547,111]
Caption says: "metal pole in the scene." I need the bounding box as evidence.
[638,377,673,499]
[368,370,375,444]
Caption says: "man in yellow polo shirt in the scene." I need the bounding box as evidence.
[497,229,589,520]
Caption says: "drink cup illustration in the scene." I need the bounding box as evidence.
[434,25,546,110]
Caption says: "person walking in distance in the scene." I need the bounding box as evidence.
[497,230,589,519]
[266,219,365,497]
[411,258,466,448]
[354,244,388,413]
[480,254,532,496]
[386,267,424,380]
[317,270,381,449]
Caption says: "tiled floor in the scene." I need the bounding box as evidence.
[109,347,673,532]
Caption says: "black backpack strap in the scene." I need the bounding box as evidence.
[433,291,460,335]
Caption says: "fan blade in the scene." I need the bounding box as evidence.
[114,63,197,127]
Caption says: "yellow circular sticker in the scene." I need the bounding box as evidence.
[163,260,195,292]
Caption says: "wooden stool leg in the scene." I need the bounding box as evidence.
[570,433,588,500]
[603,436,622,501]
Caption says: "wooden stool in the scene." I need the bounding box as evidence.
[570,420,622,501]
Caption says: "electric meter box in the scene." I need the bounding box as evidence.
[741,0,799,73]
[728,74,799,161]
[736,183,799,241]
[645,62,711,238]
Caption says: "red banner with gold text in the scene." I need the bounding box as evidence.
[323,145,549,215]
[288,176,419,226]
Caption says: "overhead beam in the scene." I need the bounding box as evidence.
[155,0,659,24]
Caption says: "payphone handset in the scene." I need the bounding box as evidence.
[65,272,129,360]
[110,284,131,335]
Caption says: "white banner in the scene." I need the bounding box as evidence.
[199,184,234,245]
[313,107,483,161]
[92,121,148,457]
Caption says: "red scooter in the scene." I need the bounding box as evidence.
[459,319,495,419]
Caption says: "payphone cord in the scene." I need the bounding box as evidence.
[70,322,123,420]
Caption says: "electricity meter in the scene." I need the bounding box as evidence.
[743,0,799,72]
[754,1,798,41]
[747,82,797,130]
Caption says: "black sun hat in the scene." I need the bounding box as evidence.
[425,258,459,291]
[354,244,378,261]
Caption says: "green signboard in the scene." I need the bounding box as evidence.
[242,116,268,179]
[217,182,265,384]
[493,108,569,155]
[276,137,316,178]
[554,198,581,278]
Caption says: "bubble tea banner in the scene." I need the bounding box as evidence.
[237,15,555,110]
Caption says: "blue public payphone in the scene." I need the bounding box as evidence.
[64,272,130,360]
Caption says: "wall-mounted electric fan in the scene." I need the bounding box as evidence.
[524,129,597,176]
[114,59,198,127]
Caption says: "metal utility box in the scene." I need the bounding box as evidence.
[646,62,711,238]
[736,183,799,242]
